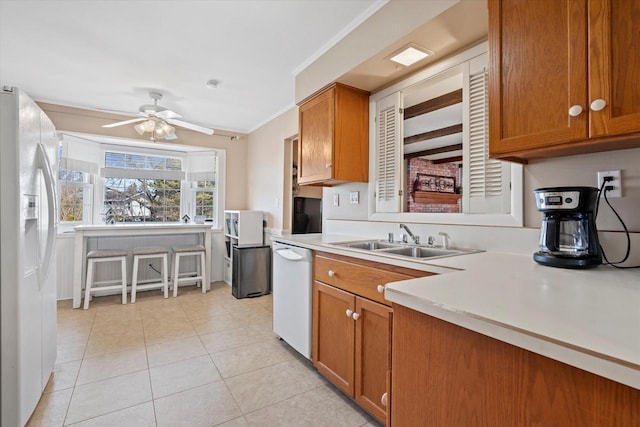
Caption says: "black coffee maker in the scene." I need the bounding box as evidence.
[533,186,602,268]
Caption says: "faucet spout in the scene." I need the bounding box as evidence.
[399,224,420,245]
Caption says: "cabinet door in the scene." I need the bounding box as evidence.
[354,297,392,423]
[298,88,334,184]
[588,0,640,137]
[488,0,588,156]
[312,281,355,395]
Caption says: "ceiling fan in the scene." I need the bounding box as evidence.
[102,91,214,141]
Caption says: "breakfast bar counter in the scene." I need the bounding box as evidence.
[73,223,212,308]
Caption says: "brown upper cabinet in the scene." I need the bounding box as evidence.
[297,83,369,185]
[488,0,640,162]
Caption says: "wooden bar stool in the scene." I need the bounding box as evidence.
[84,249,128,309]
[171,244,207,297]
[131,246,169,303]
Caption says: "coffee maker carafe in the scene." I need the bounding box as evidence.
[534,187,602,268]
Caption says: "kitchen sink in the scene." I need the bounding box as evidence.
[338,240,403,250]
[381,246,471,258]
[331,239,482,260]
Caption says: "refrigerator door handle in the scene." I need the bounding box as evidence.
[37,142,57,284]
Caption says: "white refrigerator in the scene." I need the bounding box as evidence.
[1,87,58,426]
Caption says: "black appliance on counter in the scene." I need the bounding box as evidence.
[292,197,322,234]
[533,186,602,269]
[232,245,271,298]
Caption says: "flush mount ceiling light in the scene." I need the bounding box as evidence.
[389,43,434,67]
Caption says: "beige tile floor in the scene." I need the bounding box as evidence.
[27,282,383,427]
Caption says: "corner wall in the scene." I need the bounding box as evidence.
[246,107,298,232]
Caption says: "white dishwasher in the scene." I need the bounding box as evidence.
[272,242,313,359]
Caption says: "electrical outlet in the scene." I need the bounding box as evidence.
[349,191,359,204]
[333,194,340,206]
[597,170,622,197]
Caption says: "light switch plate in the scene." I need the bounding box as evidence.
[349,191,359,204]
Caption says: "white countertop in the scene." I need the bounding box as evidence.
[272,233,640,389]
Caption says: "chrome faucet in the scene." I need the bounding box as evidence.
[438,232,450,249]
[399,224,419,245]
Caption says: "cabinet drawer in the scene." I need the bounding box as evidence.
[314,252,431,306]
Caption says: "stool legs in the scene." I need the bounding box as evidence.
[162,253,169,298]
[200,251,206,294]
[171,251,207,297]
[132,252,169,303]
[84,256,127,310]
[131,255,139,304]
[84,259,95,310]
[173,253,181,298]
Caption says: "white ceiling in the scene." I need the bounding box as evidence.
[0,0,385,133]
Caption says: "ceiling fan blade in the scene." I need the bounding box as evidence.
[167,119,214,135]
[102,117,147,128]
[164,133,178,141]
[155,109,182,120]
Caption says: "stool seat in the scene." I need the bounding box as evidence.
[172,244,206,253]
[88,249,129,258]
[133,246,169,256]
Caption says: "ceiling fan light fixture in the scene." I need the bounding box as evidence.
[142,119,156,132]
[160,121,175,137]
[134,123,146,135]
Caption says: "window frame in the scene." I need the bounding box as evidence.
[368,42,523,227]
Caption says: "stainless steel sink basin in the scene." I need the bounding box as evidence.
[381,246,468,258]
[337,240,402,250]
[331,239,482,260]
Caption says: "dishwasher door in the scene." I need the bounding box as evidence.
[272,242,313,359]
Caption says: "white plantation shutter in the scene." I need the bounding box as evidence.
[464,56,511,214]
[375,92,403,212]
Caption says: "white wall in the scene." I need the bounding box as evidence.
[246,107,298,232]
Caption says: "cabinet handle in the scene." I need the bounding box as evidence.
[381,392,388,407]
[327,270,335,277]
[377,285,385,294]
[326,163,332,169]
[352,312,360,320]
[568,105,583,117]
[346,309,353,318]
[590,99,607,112]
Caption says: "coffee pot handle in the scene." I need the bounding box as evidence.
[545,216,559,252]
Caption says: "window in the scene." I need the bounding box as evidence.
[103,178,181,222]
[193,180,216,221]
[59,169,92,223]
[102,151,185,223]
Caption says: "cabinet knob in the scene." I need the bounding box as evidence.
[568,105,583,117]
[352,312,360,320]
[327,270,335,277]
[590,99,607,112]
[346,309,353,318]
[381,392,388,407]
[325,163,332,169]
[377,285,385,294]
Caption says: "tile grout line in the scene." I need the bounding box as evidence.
[61,305,97,426]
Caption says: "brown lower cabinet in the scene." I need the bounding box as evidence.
[392,304,640,426]
[312,252,432,424]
